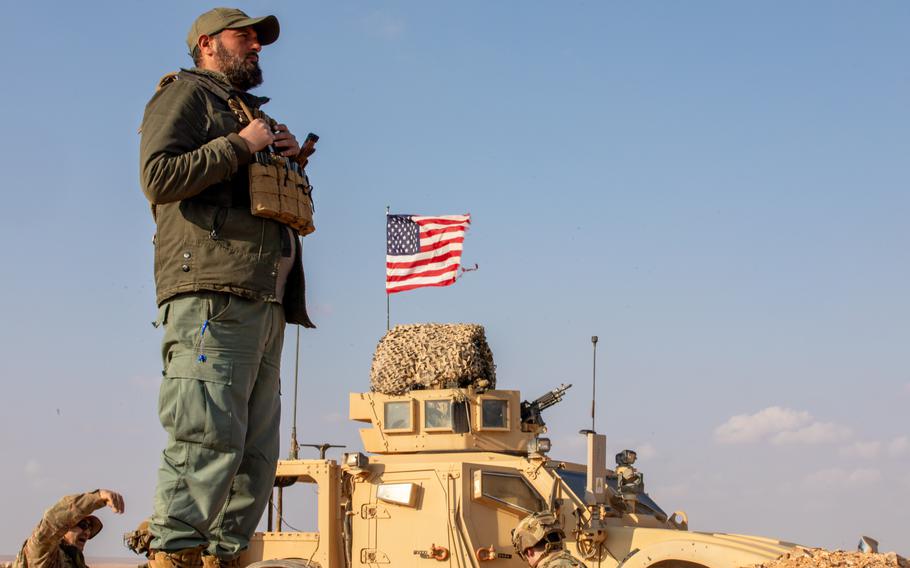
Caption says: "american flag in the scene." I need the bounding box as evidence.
[386,214,471,294]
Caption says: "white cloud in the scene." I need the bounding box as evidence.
[309,302,335,316]
[323,412,345,424]
[559,434,586,450]
[610,441,658,460]
[888,436,909,457]
[802,467,880,492]
[771,421,851,445]
[714,406,811,444]
[715,407,851,446]
[24,459,41,475]
[24,459,54,489]
[635,443,658,460]
[654,482,690,500]
[363,12,405,40]
[838,436,908,459]
[129,374,160,391]
[839,441,882,459]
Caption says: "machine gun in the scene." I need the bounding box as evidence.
[520,383,572,428]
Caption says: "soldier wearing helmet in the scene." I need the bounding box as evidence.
[511,512,585,567]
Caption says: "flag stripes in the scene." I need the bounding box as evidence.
[386,214,470,294]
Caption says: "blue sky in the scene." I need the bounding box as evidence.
[1,0,908,558]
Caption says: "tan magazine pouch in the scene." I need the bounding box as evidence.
[248,156,315,236]
[232,97,316,236]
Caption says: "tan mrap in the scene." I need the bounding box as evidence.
[240,385,801,568]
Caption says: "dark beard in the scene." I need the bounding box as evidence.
[213,41,263,91]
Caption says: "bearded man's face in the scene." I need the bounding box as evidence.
[211,27,264,91]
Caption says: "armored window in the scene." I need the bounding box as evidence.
[377,483,420,507]
[424,400,453,431]
[383,401,414,432]
[472,470,544,515]
[453,400,471,434]
[479,398,509,430]
[554,470,587,502]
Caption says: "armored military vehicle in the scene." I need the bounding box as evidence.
[237,387,797,567]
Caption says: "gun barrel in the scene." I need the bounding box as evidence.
[521,384,573,426]
[533,383,572,411]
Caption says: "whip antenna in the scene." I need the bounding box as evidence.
[385,205,392,331]
[590,335,598,432]
[290,325,301,460]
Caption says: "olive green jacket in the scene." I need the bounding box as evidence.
[14,492,104,568]
[139,68,314,327]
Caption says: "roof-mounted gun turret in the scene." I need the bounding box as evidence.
[520,383,572,431]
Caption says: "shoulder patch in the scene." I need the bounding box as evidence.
[156,72,179,92]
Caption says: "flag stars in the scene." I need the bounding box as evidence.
[385,213,471,293]
[387,215,420,255]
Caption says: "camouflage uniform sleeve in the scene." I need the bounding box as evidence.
[19,492,106,568]
[139,79,251,205]
[539,550,587,567]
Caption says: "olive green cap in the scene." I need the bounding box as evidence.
[187,7,280,54]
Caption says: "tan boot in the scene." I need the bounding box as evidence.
[123,519,152,557]
[148,547,205,568]
[201,555,240,568]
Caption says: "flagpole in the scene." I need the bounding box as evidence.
[386,205,390,331]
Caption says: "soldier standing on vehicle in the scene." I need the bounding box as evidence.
[511,512,585,567]
[14,489,125,568]
[139,7,316,568]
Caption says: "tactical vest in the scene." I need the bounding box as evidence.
[157,71,316,236]
[228,96,316,236]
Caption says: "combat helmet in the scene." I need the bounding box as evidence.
[511,512,566,560]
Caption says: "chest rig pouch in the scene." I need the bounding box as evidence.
[229,97,316,237]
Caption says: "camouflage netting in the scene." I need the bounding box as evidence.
[745,549,908,568]
[370,323,496,395]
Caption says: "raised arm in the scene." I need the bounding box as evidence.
[19,490,123,568]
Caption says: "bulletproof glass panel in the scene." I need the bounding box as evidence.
[424,400,453,430]
[453,400,470,433]
[480,471,544,514]
[555,470,586,501]
[377,483,419,507]
[384,401,412,431]
[481,399,508,429]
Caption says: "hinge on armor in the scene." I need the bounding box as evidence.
[360,504,390,519]
[359,549,390,564]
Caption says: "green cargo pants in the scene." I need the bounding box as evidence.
[150,291,285,559]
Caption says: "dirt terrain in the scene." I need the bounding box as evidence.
[747,549,909,568]
[0,558,135,568]
[5,550,907,568]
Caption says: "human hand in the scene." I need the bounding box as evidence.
[97,489,125,514]
[272,124,301,157]
[238,118,276,153]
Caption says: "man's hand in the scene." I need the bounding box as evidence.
[239,118,276,153]
[272,123,301,157]
[97,489,125,514]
